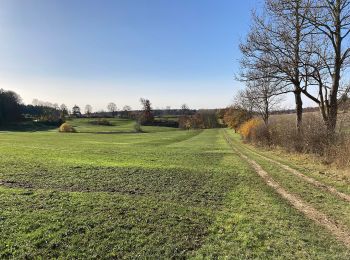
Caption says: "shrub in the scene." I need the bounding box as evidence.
[252,122,271,146]
[178,115,192,129]
[240,113,350,167]
[325,135,350,167]
[59,123,76,133]
[239,118,263,142]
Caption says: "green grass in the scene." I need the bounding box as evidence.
[66,118,137,133]
[0,124,349,258]
[66,118,179,133]
[226,132,350,229]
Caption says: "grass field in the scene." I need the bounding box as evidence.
[67,118,178,133]
[0,120,349,258]
[67,118,137,133]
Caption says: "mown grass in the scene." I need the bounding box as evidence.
[0,124,349,258]
[66,118,136,133]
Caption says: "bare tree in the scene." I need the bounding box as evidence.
[245,78,283,126]
[85,104,92,116]
[107,102,117,117]
[240,0,313,135]
[299,0,350,134]
[121,105,132,118]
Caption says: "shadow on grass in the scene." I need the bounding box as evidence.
[0,121,59,132]
[77,131,142,134]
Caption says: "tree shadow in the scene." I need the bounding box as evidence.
[0,121,59,132]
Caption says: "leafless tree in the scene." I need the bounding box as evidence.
[245,78,283,126]
[234,90,255,114]
[121,105,132,118]
[239,0,313,135]
[299,0,350,134]
[123,105,131,112]
[107,102,117,117]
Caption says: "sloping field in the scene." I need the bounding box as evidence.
[67,118,178,133]
[0,128,349,258]
[67,118,136,133]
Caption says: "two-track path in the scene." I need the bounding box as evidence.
[222,129,350,248]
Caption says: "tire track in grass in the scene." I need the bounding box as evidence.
[234,138,350,203]
[222,130,350,248]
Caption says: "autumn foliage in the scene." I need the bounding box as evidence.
[59,123,76,133]
[238,118,262,141]
[223,107,252,132]
[178,111,219,129]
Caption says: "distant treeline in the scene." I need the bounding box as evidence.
[0,89,65,126]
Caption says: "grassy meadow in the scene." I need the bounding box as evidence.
[0,119,349,258]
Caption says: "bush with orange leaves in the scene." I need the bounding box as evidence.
[238,118,263,142]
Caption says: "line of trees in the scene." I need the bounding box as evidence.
[1,88,223,130]
[239,0,350,138]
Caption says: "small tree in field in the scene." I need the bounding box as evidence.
[107,102,117,117]
[139,98,154,124]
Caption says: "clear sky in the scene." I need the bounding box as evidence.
[0,0,274,111]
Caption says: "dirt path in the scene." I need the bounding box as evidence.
[240,141,350,203]
[223,130,350,248]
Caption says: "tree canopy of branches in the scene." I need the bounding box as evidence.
[120,105,133,119]
[244,78,282,125]
[107,102,117,116]
[240,0,350,136]
[240,0,313,134]
[299,0,350,134]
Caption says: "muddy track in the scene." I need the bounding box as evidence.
[222,130,350,248]
[237,139,350,203]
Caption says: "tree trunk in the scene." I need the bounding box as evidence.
[294,88,303,151]
[295,89,303,135]
[327,0,341,137]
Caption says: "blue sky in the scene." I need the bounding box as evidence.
[0,0,272,110]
